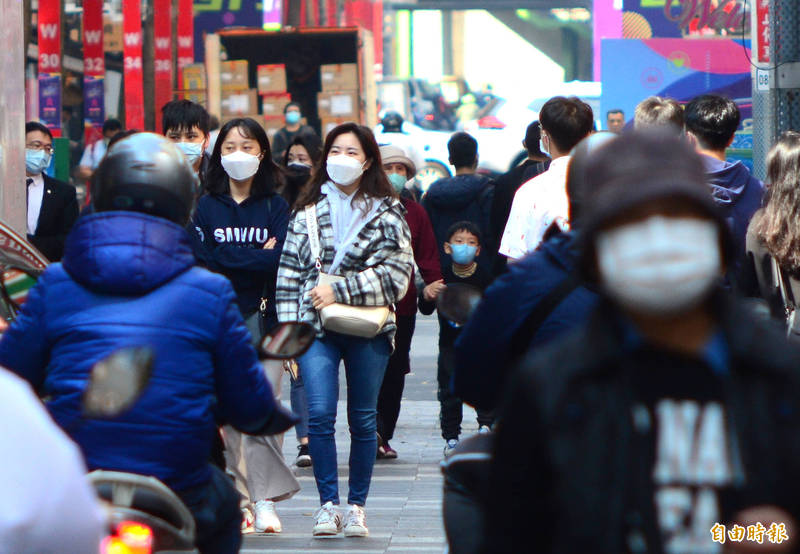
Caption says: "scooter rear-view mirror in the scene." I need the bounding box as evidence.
[83,347,155,418]
[436,283,483,327]
[260,322,316,360]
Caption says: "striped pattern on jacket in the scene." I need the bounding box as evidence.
[276,190,414,340]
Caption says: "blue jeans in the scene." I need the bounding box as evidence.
[178,465,241,554]
[298,331,391,506]
[290,373,309,441]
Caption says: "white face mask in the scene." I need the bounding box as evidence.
[221,150,261,181]
[176,141,204,166]
[596,216,721,316]
[539,133,550,157]
[326,154,365,186]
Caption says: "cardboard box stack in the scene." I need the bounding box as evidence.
[219,60,259,118]
[318,64,359,135]
[258,64,290,134]
[181,63,207,106]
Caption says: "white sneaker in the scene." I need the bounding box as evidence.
[254,499,282,533]
[241,506,255,534]
[313,501,342,536]
[343,504,369,537]
[443,438,459,458]
[478,425,492,434]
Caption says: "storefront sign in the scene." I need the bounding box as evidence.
[83,0,105,144]
[38,0,61,134]
[123,0,144,130]
[177,0,195,84]
[154,0,173,131]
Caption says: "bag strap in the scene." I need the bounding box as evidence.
[304,203,323,270]
[509,272,581,362]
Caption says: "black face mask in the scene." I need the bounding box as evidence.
[285,165,311,190]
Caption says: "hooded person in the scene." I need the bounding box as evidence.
[684,94,764,288]
[485,130,800,553]
[0,133,297,554]
[421,132,494,273]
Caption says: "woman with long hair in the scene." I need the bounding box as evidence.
[748,131,800,310]
[190,117,299,534]
[278,133,322,217]
[278,132,322,469]
[276,123,413,537]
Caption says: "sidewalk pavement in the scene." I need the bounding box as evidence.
[241,316,479,553]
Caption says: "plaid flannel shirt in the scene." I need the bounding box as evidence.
[276,192,413,340]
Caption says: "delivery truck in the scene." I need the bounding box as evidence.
[200,27,377,139]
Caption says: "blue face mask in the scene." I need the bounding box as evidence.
[449,243,477,265]
[387,172,407,193]
[286,111,301,125]
[25,149,51,175]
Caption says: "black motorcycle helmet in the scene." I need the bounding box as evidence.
[92,133,198,226]
[381,111,404,133]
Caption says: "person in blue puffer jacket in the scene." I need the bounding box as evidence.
[0,133,296,554]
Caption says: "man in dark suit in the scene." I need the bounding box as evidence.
[24,122,79,261]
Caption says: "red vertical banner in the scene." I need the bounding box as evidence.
[154,0,173,132]
[756,0,770,64]
[177,0,195,88]
[83,0,105,145]
[123,0,144,130]
[38,0,62,135]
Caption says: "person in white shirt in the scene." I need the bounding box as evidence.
[498,96,594,261]
[0,361,106,553]
[77,118,123,181]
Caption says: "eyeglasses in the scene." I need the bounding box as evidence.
[26,142,54,155]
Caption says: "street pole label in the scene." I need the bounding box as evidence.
[123,0,144,130]
[757,69,770,91]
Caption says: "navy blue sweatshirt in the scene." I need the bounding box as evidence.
[190,192,290,330]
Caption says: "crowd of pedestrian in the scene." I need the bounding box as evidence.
[6,88,800,554]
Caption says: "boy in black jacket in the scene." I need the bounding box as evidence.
[420,221,494,457]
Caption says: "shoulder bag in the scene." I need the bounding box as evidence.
[305,203,390,338]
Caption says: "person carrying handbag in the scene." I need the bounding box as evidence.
[276,123,413,539]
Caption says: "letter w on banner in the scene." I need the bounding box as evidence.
[123,0,144,130]
[83,0,105,145]
[177,0,194,88]
[38,0,62,135]
[154,0,173,133]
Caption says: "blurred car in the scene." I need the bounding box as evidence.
[374,121,453,193]
[464,97,539,175]
[378,77,455,131]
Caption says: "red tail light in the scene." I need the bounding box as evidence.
[101,521,153,554]
[477,115,505,129]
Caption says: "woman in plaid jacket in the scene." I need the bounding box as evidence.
[276,123,413,538]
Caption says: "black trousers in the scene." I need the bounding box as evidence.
[178,465,242,554]
[438,343,494,440]
[376,314,416,442]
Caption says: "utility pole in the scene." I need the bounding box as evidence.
[0,0,27,232]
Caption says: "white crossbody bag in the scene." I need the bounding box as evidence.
[305,204,390,338]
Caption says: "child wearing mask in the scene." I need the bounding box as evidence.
[419,221,494,457]
[162,100,211,190]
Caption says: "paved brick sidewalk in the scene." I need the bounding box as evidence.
[240,316,478,553]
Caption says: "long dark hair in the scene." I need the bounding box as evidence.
[755,131,800,274]
[295,123,395,209]
[206,117,284,197]
[282,133,322,168]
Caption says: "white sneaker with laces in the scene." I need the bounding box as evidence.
[254,499,282,533]
[343,504,369,537]
[313,501,342,536]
